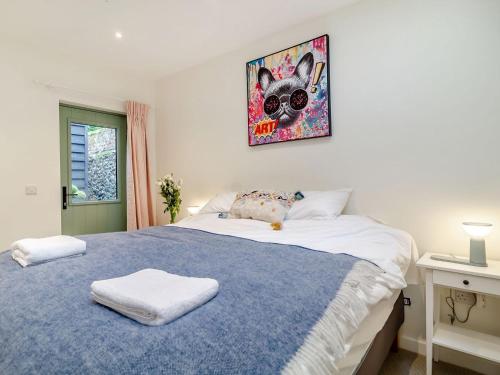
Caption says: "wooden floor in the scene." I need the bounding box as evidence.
[379,349,481,375]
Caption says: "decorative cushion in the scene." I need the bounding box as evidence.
[229,191,295,228]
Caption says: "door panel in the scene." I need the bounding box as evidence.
[60,105,127,235]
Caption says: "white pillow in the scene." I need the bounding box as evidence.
[286,189,352,220]
[199,192,237,214]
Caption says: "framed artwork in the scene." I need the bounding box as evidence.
[246,34,331,146]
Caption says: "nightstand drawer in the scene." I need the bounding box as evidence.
[433,270,500,295]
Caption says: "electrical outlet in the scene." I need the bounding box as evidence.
[454,289,476,305]
[481,294,486,308]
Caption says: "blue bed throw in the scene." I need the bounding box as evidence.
[0,226,358,374]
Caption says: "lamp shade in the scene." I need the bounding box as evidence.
[462,222,493,239]
[187,206,201,216]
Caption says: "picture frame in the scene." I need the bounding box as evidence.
[246,35,331,146]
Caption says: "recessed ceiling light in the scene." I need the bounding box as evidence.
[115,31,123,39]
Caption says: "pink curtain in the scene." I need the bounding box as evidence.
[126,101,155,230]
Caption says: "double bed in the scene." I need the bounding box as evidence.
[0,214,417,374]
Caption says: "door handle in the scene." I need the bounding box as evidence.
[62,186,77,209]
[62,186,68,209]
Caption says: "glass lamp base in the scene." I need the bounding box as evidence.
[469,239,488,267]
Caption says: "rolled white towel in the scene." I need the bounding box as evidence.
[91,269,219,326]
[11,235,86,267]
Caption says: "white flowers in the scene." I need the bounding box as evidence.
[158,173,182,189]
[158,173,183,222]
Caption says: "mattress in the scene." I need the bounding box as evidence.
[335,289,401,374]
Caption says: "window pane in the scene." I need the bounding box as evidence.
[70,123,118,202]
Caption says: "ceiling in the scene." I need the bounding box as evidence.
[0,0,358,79]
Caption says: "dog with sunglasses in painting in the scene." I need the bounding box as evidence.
[257,52,314,128]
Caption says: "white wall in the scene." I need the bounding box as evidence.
[155,0,500,372]
[0,40,156,251]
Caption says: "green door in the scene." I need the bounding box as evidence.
[60,105,127,235]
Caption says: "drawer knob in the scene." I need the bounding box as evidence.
[463,280,470,286]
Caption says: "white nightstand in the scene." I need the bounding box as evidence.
[417,252,500,374]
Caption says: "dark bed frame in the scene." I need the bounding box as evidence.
[355,292,405,374]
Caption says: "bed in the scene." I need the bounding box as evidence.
[0,214,417,374]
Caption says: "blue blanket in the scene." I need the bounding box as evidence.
[0,226,358,374]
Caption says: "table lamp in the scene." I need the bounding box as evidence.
[431,222,493,267]
[462,222,492,266]
[187,206,201,216]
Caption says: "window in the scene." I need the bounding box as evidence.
[70,123,118,202]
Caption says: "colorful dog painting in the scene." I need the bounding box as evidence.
[246,35,331,146]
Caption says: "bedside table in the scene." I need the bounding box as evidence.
[417,252,500,374]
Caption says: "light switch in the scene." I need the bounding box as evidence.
[25,185,37,195]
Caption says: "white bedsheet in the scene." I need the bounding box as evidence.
[174,214,419,289]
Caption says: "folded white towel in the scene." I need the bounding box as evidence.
[11,235,86,267]
[91,269,219,326]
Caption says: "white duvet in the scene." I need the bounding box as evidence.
[174,214,419,289]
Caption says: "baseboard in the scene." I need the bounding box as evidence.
[398,334,500,375]
[399,334,426,356]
